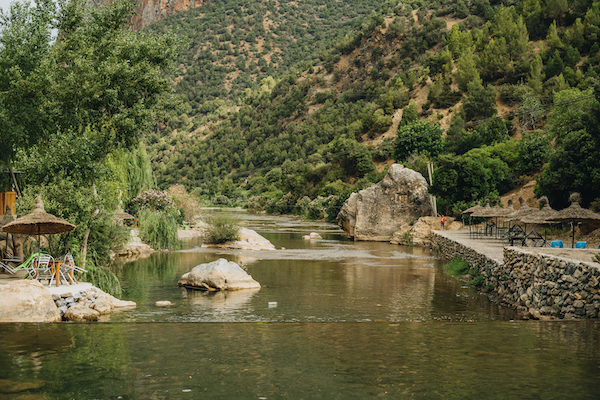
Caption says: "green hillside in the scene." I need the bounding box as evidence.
[146,0,600,218]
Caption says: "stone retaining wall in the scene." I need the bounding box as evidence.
[431,232,600,319]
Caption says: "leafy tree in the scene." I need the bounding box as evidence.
[399,102,419,126]
[516,131,550,175]
[546,50,564,78]
[456,49,480,92]
[462,80,497,121]
[546,20,564,50]
[536,86,600,208]
[394,120,443,161]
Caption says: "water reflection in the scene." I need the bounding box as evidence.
[0,321,599,399]
[183,287,260,312]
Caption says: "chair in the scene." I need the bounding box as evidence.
[27,254,54,285]
[1,249,22,264]
[576,241,587,249]
[0,259,16,274]
[60,252,87,284]
[551,240,563,248]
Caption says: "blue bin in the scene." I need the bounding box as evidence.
[551,240,563,248]
[576,241,587,249]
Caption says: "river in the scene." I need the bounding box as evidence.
[0,210,599,399]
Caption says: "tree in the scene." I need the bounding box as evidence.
[536,86,600,208]
[394,120,443,161]
[462,80,497,122]
[0,0,55,194]
[456,49,480,92]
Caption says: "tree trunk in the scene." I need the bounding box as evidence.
[80,228,90,268]
[2,154,22,198]
[12,234,23,259]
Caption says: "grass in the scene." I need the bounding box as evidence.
[203,214,241,244]
[444,258,469,276]
[443,258,494,293]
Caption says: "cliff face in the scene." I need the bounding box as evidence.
[93,0,203,30]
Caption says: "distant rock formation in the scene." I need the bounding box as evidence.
[337,164,433,241]
[91,0,203,30]
[178,258,261,291]
[202,227,276,251]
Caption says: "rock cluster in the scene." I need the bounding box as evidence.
[52,287,136,321]
[337,164,433,241]
[178,258,261,291]
[431,232,600,319]
[303,232,322,240]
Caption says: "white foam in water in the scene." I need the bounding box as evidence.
[182,389,192,392]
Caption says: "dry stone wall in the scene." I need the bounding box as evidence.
[431,232,600,319]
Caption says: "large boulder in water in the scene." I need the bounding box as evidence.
[178,258,261,291]
[0,280,61,322]
[337,164,433,241]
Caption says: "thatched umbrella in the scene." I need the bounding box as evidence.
[1,195,76,255]
[471,199,492,218]
[547,193,600,248]
[519,197,559,225]
[462,200,483,216]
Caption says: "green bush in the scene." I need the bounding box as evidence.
[444,258,469,276]
[138,209,180,250]
[203,214,241,244]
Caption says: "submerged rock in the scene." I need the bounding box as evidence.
[155,300,173,306]
[303,232,323,240]
[178,258,261,291]
[0,280,61,323]
[337,164,433,241]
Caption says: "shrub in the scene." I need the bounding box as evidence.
[138,209,180,250]
[203,214,240,244]
[444,258,469,276]
[129,189,177,215]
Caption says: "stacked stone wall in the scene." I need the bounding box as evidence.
[430,232,600,319]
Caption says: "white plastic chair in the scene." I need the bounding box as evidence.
[61,252,87,284]
[28,254,54,285]
[0,259,15,274]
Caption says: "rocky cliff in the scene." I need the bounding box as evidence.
[92,0,203,30]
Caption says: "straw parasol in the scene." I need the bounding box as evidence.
[1,195,76,254]
[462,200,483,216]
[519,197,559,225]
[547,193,600,248]
[471,199,492,218]
[506,197,534,222]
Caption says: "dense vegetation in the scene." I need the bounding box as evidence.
[145,0,600,218]
[1,0,179,293]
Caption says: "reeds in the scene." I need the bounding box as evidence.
[138,209,180,250]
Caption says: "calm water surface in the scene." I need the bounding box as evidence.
[1,210,599,399]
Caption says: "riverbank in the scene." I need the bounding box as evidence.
[431,229,600,319]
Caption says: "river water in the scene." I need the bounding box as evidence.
[1,211,599,399]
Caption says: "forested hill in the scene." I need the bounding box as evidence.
[145,0,600,217]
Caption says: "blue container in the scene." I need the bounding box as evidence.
[575,241,587,249]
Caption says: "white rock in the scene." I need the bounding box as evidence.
[202,228,276,251]
[0,280,61,322]
[155,300,173,306]
[178,258,261,291]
